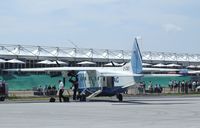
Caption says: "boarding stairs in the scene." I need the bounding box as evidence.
[86,89,102,100]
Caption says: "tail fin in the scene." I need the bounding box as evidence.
[123,38,142,74]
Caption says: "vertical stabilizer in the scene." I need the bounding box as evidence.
[122,38,142,74]
[131,38,142,73]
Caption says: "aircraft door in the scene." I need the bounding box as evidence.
[100,77,114,87]
[77,71,92,89]
[77,71,86,89]
[106,77,114,88]
[98,76,104,87]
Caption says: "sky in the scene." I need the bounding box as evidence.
[0,0,200,53]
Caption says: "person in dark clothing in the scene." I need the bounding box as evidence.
[58,80,65,102]
[185,81,189,94]
[68,71,78,100]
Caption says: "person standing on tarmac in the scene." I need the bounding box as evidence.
[69,71,78,100]
[58,80,65,102]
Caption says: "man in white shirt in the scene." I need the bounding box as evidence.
[58,80,64,102]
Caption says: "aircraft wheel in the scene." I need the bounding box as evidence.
[0,96,5,101]
[116,94,123,102]
[80,94,86,102]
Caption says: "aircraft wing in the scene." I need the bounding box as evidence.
[143,67,181,72]
[142,67,186,76]
[3,66,139,77]
[4,66,183,76]
[188,70,200,74]
[3,67,99,72]
[98,72,142,77]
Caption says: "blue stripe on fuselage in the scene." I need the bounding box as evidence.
[78,86,127,97]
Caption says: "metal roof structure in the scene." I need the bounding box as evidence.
[0,44,200,64]
[0,44,130,61]
[142,51,200,63]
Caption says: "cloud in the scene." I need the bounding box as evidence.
[163,24,183,33]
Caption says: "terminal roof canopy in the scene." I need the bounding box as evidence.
[37,60,68,65]
[52,60,68,65]
[77,61,96,65]
[37,60,53,64]
[187,65,197,68]
[104,62,120,66]
[1,44,200,67]
[142,63,152,66]
[0,58,6,63]
[153,63,166,67]
[7,59,25,64]
[166,63,181,67]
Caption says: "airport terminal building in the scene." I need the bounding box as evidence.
[0,43,200,91]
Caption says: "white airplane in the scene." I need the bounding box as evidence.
[4,38,144,101]
[3,38,186,101]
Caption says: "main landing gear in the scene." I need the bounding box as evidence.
[116,94,123,102]
[79,94,86,102]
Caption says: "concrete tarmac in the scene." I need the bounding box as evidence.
[1,96,200,128]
